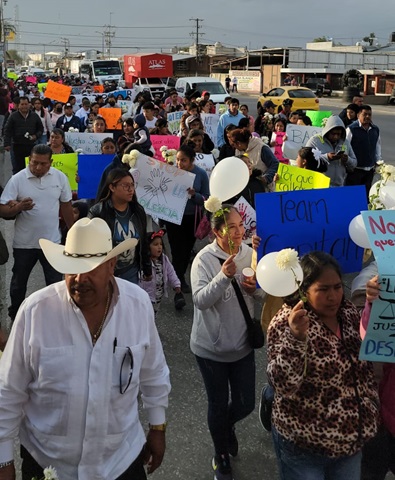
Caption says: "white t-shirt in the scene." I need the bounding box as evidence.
[0,167,72,248]
[145,117,157,130]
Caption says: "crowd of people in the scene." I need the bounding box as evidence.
[0,72,392,480]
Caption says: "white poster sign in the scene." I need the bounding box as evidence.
[194,153,215,178]
[234,196,257,241]
[283,124,322,160]
[131,156,195,225]
[201,113,220,147]
[65,132,113,154]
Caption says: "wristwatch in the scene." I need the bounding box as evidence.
[149,422,167,432]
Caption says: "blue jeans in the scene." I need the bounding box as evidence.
[9,248,62,319]
[195,351,255,455]
[272,426,362,480]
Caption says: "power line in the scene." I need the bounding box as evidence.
[189,18,204,74]
[18,18,188,29]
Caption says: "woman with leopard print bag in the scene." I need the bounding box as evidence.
[267,251,379,480]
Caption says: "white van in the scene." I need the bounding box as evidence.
[175,77,228,103]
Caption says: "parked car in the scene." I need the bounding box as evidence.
[258,86,319,112]
[302,78,332,97]
[175,77,228,103]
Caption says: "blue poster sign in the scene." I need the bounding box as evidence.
[255,186,367,273]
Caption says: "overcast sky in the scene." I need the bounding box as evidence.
[6,0,395,57]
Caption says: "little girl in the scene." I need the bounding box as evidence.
[296,146,328,172]
[270,118,289,164]
[139,230,186,316]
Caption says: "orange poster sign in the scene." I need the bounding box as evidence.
[44,80,72,103]
[93,85,104,93]
[98,107,122,130]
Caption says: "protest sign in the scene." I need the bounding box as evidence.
[359,210,395,363]
[37,82,48,93]
[26,153,78,190]
[271,131,287,163]
[77,154,115,199]
[151,135,180,162]
[255,186,367,273]
[194,153,215,178]
[167,111,183,135]
[305,110,332,127]
[98,107,122,130]
[118,100,133,114]
[65,132,113,154]
[201,113,220,147]
[94,85,104,93]
[26,76,37,84]
[282,124,322,160]
[131,155,195,225]
[275,163,330,191]
[44,80,72,103]
[234,196,256,241]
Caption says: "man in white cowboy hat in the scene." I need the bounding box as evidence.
[0,217,171,480]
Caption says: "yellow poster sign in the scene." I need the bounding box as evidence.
[25,153,78,190]
[275,163,330,192]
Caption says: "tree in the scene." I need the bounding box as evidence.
[7,49,23,64]
[313,36,329,43]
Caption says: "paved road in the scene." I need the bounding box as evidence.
[1,96,394,478]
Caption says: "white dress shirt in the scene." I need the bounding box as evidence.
[0,278,171,480]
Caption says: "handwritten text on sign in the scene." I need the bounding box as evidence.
[255,186,367,273]
[275,163,330,191]
[150,135,180,162]
[131,156,195,225]
[194,153,215,178]
[282,124,322,160]
[98,107,122,130]
[201,113,220,148]
[167,111,183,135]
[359,210,395,362]
[65,132,113,154]
[234,196,256,241]
[44,80,72,103]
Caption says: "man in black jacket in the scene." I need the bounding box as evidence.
[55,103,82,132]
[4,97,43,174]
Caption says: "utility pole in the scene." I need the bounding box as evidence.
[0,0,7,77]
[60,37,70,73]
[103,25,115,59]
[189,18,204,75]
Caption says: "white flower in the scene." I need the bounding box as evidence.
[261,136,269,144]
[211,148,219,159]
[276,248,300,271]
[311,147,328,168]
[196,97,202,103]
[376,160,384,165]
[24,132,30,139]
[160,145,168,152]
[68,127,79,133]
[122,150,140,168]
[204,196,222,214]
[43,466,59,480]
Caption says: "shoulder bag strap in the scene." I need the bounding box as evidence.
[217,257,254,329]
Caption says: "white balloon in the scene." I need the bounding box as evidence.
[209,156,249,201]
[348,214,371,249]
[380,184,395,209]
[256,252,304,297]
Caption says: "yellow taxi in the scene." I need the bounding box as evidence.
[258,86,319,112]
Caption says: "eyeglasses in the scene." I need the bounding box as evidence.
[115,183,135,191]
[120,346,134,394]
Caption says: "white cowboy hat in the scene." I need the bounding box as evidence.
[39,217,138,274]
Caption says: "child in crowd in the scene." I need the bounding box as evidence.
[270,118,289,164]
[100,137,117,156]
[296,146,328,172]
[139,230,186,316]
[131,113,154,157]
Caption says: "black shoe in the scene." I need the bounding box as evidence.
[174,292,186,310]
[228,426,238,458]
[181,280,191,294]
[212,453,233,480]
[259,384,273,432]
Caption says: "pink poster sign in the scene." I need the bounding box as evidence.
[26,76,37,84]
[151,135,180,162]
